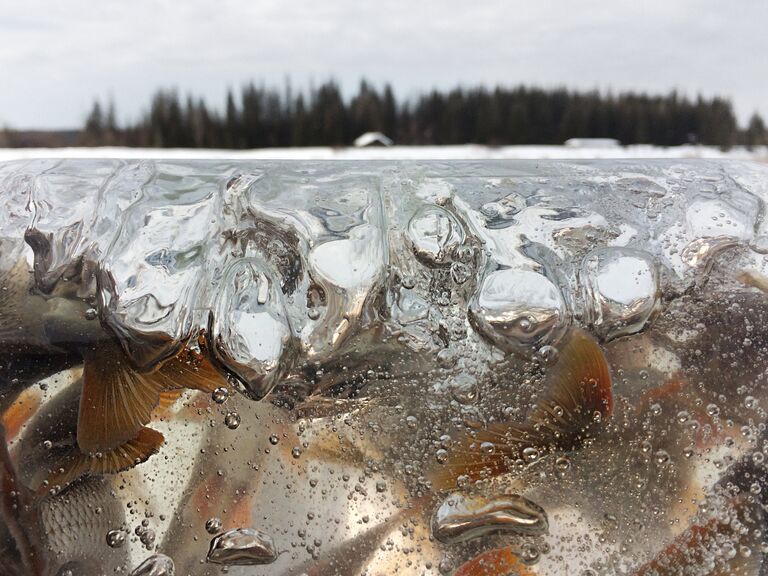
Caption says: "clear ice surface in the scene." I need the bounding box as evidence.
[1,159,768,575]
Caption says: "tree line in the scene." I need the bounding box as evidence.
[69,80,768,149]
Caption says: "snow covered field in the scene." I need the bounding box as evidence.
[0,144,767,162]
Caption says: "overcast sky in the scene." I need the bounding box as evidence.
[1,0,765,129]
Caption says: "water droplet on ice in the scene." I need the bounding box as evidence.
[207,528,278,566]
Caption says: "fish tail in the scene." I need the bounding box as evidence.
[0,259,34,345]
[430,328,612,492]
[77,339,227,456]
[454,546,536,576]
[0,421,41,576]
[39,426,164,496]
[632,495,764,575]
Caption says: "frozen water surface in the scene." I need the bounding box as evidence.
[1,159,768,575]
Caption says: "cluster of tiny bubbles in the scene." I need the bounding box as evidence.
[205,517,223,534]
[106,528,126,548]
[135,521,156,549]
[84,307,98,320]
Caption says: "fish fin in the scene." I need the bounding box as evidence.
[455,547,535,576]
[0,259,32,341]
[1,387,42,441]
[430,328,611,492]
[737,269,768,294]
[525,327,613,447]
[157,389,185,409]
[78,340,168,454]
[633,496,764,576]
[41,427,164,495]
[152,346,227,394]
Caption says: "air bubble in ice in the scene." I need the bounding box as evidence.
[480,193,526,229]
[207,528,278,565]
[431,493,548,544]
[450,262,472,284]
[211,387,229,404]
[130,554,175,576]
[468,269,568,354]
[306,223,385,354]
[407,206,464,267]
[208,259,294,401]
[224,412,241,429]
[680,236,740,269]
[581,247,659,341]
[106,529,126,548]
[205,517,223,534]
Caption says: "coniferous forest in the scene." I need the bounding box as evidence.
[5,80,768,149]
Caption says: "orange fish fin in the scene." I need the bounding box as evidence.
[428,421,527,491]
[525,327,612,448]
[633,496,764,576]
[455,547,534,576]
[0,259,31,342]
[153,347,227,394]
[1,388,42,440]
[78,341,167,454]
[157,389,185,409]
[41,427,164,495]
[430,328,611,492]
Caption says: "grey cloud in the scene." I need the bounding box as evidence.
[0,0,765,128]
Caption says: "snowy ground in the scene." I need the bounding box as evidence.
[0,144,766,161]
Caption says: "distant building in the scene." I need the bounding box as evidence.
[564,138,621,148]
[354,132,393,147]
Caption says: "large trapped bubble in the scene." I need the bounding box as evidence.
[1,159,768,575]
